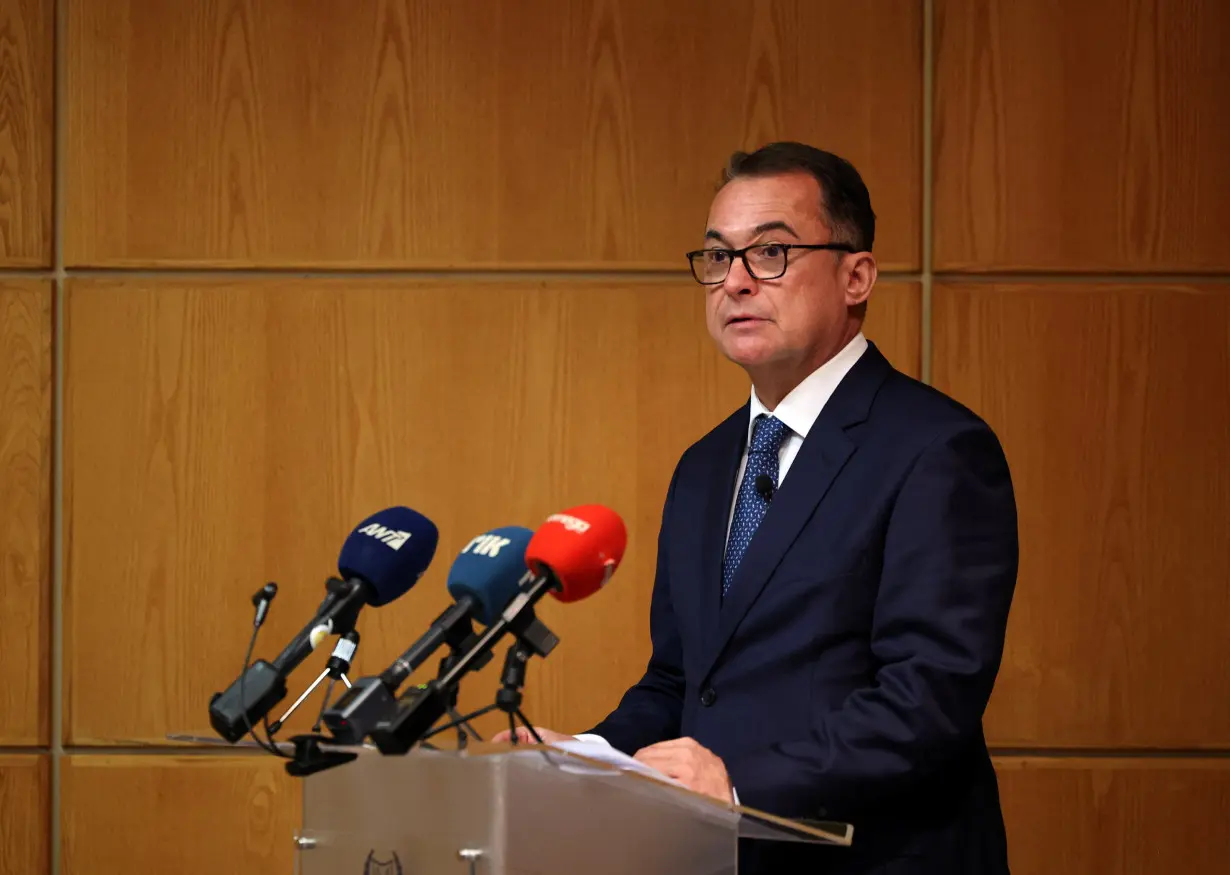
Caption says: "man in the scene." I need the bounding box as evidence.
[497,142,1019,874]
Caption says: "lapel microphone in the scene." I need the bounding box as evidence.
[754,473,775,502]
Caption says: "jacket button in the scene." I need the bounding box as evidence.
[700,687,717,707]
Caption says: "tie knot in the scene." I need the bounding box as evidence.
[749,414,789,456]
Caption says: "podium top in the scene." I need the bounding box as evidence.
[167,730,853,848]
[459,741,854,847]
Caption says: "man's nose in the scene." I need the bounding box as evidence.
[722,257,756,296]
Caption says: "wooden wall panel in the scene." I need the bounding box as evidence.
[0,282,51,745]
[62,278,918,744]
[996,757,1230,875]
[65,0,921,270]
[0,755,49,875]
[864,283,921,379]
[61,756,298,875]
[0,0,52,266]
[933,0,1230,272]
[933,283,1230,746]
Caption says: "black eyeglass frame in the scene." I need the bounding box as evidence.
[685,242,857,284]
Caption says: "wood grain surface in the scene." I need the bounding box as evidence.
[0,755,49,875]
[934,0,1230,271]
[0,282,51,745]
[935,282,1230,746]
[0,0,51,265]
[65,0,921,270]
[997,757,1230,875]
[61,756,297,875]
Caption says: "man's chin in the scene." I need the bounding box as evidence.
[721,345,780,370]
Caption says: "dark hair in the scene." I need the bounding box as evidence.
[721,142,876,252]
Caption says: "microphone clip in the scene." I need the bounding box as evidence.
[284,733,358,777]
[494,640,532,714]
[321,577,365,636]
[268,631,360,736]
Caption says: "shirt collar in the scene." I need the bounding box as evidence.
[747,332,869,441]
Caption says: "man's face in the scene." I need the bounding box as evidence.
[700,172,855,379]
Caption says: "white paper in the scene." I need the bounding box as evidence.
[545,737,686,789]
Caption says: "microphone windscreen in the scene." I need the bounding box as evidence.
[525,504,627,603]
[337,507,439,606]
[446,526,535,626]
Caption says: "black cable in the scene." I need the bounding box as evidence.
[238,620,288,759]
[262,712,288,757]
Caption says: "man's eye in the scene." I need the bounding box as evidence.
[759,244,783,258]
[708,251,730,263]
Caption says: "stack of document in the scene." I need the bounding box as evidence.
[545,737,687,789]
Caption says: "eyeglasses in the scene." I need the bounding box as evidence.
[685,242,856,285]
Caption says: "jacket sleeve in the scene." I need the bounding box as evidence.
[581,464,686,754]
[723,422,1019,817]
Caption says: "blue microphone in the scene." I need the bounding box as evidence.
[269,507,438,669]
[379,525,534,685]
[209,507,438,744]
[444,526,536,624]
[334,507,440,606]
[320,525,532,744]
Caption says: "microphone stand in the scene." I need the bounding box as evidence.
[268,631,358,735]
[420,640,544,746]
[268,666,353,735]
[435,650,485,749]
[271,631,362,777]
[494,640,544,745]
[312,673,347,733]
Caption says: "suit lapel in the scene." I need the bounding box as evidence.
[696,343,894,681]
[692,405,748,670]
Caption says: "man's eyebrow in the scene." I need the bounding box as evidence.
[702,221,800,247]
[752,220,800,239]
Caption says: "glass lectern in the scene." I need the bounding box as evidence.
[288,740,853,875]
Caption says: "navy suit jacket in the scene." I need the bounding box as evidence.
[587,342,1019,875]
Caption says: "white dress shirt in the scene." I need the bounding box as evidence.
[572,333,871,801]
[726,332,869,540]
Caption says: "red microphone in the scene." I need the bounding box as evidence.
[525,504,628,603]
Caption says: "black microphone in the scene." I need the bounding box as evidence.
[251,582,278,629]
[208,507,438,744]
[754,473,775,501]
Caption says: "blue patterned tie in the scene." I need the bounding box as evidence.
[722,414,790,598]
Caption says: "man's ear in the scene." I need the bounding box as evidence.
[844,252,877,309]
